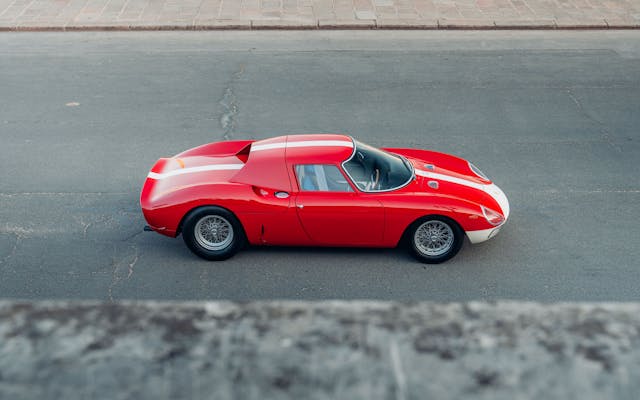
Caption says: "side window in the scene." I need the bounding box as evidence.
[295,165,353,192]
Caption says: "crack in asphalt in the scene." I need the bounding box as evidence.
[73,215,113,238]
[107,244,139,302]
[0,233,21,267]
[198,267,209,296]
[76,216,92,238]
[122,230,144,242]
[0,225,38,236]
[566,88,622,153]
[219,63,245,141]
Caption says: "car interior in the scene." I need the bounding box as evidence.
[296,165,353,192]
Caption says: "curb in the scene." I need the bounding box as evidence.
[1,18,640,31]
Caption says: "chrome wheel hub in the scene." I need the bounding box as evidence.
[194,215,233,251]
[414,220,454,257]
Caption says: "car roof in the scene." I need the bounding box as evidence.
[252,134,354,164]
[230,134,354,191]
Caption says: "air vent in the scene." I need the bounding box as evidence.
[428,181,439,189]
[424,164,435,170]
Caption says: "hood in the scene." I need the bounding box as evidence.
[383,147,490,185]
[385,147,509,218]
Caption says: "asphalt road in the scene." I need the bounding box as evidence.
[1,31,639,301]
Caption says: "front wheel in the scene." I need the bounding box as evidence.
[408,216,464,264]
[182,206,245,261]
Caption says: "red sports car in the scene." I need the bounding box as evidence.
[140,134,509,263]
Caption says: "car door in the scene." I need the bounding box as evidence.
[293,164,385,246]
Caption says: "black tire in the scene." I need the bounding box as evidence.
[407,215,464,264]
[181,206,245,261]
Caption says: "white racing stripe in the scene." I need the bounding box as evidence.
[415,169,485,190]
[484,183,510,218]
[147,164,244,180]
[251,140,353,152]
[416,169,510,218]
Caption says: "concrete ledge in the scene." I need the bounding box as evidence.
[193,20,253,30]
[605,18,640,29]
[251,19,318,30]
[438,18,497,29]
[1,20,640,31]
[1,0,639,32]
[375,18,438,29]
[318,19,377,29]
[555,18,609,29]
[493,19,557,29]
[2,301,640,399]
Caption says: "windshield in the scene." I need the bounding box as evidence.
[342,140,414,192]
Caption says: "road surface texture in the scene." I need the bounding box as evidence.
[1,31,639,301]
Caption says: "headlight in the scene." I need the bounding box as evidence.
[469,162,488,180]
[481,206,505,226]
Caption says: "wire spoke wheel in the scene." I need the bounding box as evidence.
[183,207,245,261]
[194,215,234,251]
[413,220,455,257]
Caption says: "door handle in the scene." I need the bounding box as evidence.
[274,191,289,199]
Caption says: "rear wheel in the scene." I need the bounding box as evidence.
[182,206,245,261]
[408,216,463,264]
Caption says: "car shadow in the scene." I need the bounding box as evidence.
[242,244,416,262]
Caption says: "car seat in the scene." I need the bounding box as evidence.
[301,165,318,191]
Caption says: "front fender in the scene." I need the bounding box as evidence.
[379,192,492,246]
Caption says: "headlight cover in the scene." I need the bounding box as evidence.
[482,206,505,226]
[469,162,488,180]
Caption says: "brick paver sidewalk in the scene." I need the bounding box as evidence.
[1,0,639,31]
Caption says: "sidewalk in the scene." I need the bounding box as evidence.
[1,0,639,31]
